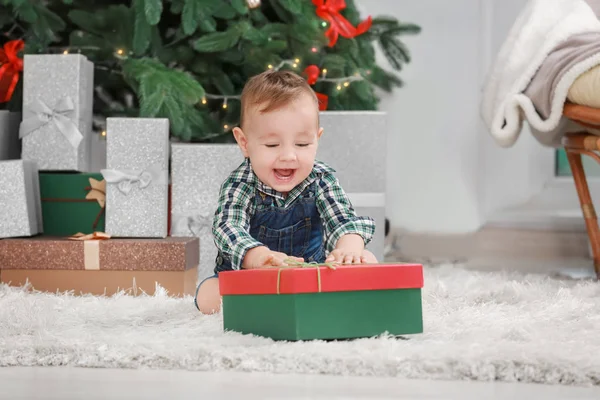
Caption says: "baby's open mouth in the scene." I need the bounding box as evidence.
[274,169,295,181]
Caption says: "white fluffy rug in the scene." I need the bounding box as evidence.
[1,265,599,387]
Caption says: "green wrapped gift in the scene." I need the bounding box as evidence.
[219,263,424,341]
[39,172,105,236]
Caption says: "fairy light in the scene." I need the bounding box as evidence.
[198,63,366,114]
[101,130,106,137]
[311,47,318,53]
[321,21,327,27]
[116,48,124,55]
[224,124,229,130]
[63,50,68,54]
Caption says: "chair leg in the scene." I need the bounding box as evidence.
[566,150,600,279]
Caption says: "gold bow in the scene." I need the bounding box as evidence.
[85,178,106,208]
[68,231,111,241]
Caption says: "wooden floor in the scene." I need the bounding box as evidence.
[384,226,597,279]
[1,367,599,400]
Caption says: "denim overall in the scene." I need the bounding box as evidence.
[194,181,326,309]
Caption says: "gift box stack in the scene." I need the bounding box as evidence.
[0,54,198,297]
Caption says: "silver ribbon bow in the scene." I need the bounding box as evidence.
[19,97,83,149]
[100,164,168,195]
[171,212,212,237]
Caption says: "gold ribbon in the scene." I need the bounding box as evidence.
[69,232,111,270]
[274,259,338,294]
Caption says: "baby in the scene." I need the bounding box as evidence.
[195,70,377,314]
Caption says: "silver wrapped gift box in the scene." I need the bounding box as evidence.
[102,118,170,238]
[20,54,94,171]
[0,160,43,238]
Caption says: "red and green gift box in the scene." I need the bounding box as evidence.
[39,172,105,236]
[219,263,424,341]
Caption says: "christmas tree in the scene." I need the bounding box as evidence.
[0,0,420,142]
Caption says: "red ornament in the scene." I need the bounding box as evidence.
[303,65,320,85]
[0,39,24,103]
[315,92,328,111]
[312,0,372,47]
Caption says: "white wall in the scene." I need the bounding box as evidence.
[361,0,555,234]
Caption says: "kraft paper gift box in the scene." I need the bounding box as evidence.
[219,263,424,341]
[0,236,199,296]
[0,110,21,161]
[0,160,42,238]
[317,111,387,261]
[170,143,244,278]
[102,118,170,238]
[39,172,105,236]
[20,54,94,172]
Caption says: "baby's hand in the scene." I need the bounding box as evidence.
[325,249,366,265]
[243,246,303,269]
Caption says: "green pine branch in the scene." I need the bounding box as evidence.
[0,0,420,142]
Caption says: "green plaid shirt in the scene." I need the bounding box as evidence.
[212,158,375,270]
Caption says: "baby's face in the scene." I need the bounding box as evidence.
[235,93,323,194]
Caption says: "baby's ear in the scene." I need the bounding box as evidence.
[233,127,249,157]
[317,127,324,140]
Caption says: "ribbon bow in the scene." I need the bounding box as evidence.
[85,178,106,208]
[273,258,338,294]
[0,39,24,103]
[68,231,111,241]
[171,212,212,237]
[312,0,372,47]
[186,213,212,236]
[101,164,168,195]
[19,96,84,149]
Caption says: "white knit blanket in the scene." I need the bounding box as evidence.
[481,0,600,148]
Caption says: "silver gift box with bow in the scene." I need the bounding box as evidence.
[20,54,94,172]
[102,118,170,238]
[170,144,244,279]
[316,111,387,262]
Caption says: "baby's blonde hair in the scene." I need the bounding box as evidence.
[239,70,319,129]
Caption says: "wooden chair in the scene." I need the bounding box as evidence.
[562,103,600,279]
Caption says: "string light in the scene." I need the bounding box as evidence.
[63,50,68,54]
[311,47,318,53]
[224,124,229,130]
[116,49,124,55]
[200,58,366,110]
[101,130,106,137]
